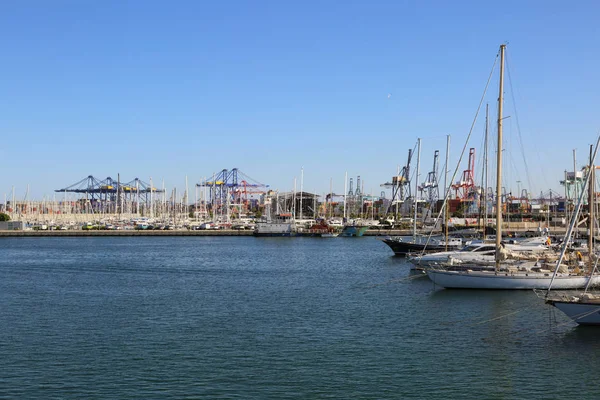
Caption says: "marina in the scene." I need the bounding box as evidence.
[4,1,600,397]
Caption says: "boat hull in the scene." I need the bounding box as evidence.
[382,239,461,257]
[426,270,600,290]
[253,222,297,237]
[549,301,600,325]
[253,232,299,237]
[320,233,339,238]
[340,226,369,237]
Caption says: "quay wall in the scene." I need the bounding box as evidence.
[0,230,405,237]
[0,227,569,238]
[0,230,254,237]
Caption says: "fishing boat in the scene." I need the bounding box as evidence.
[339,223,369,237]
[297,219,340,237]
[426,44,599,290]
[253,213,298,237]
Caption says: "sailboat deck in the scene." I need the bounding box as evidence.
[544,290,600,304]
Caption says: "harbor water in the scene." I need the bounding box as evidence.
[1,237,599,399]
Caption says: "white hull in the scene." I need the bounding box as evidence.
[321,233,339,238]
[551,301,600,325]
[253,222,296,236]
[426,269,600,290]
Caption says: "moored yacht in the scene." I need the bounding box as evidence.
[381,235,464,256]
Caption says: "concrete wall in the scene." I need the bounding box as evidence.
[0,221,24,230]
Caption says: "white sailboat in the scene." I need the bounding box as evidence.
[426,44,600,290]
[542,142,600,324]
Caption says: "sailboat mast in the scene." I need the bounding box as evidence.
[329,178,333,219]
[343,171,348,220]
[495,44,505,271]
[589,145,594,273]
[300,167,304,221]
[444,135,450,249]
[574,150,578,208]
[484,104,489,240]
[413,138,421,240]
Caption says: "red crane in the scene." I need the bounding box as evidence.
[452,148,476,200]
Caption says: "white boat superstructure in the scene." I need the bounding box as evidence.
[411,238,552,268]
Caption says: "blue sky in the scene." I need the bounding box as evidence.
[2,1,599,201]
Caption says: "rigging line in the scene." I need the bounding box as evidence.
[506,50,535,194]
[525,305,600,335]
[408,140,419,186]
[466,307,531,327]
[436,305,534,327]
[415,50,500,256]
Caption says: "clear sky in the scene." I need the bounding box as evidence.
[2,0,599,201]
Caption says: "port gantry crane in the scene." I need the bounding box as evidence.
[381,148,413,218]
[55,175,164,214]
[196,168,269,216]
[419,150,440,213]
[451,147,477,201]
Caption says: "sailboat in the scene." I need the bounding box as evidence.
[380,138,467,254]
[542,141,600,324]
[426,44,600,290]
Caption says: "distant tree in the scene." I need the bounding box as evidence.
[0,213,9,222]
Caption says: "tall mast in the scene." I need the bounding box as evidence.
[343,171,348,220]
[185,175,189,221]
[573,149,578,209]
[564,170,569,224]
[300,167,304,220]
[117,173,121,218]
[444,135,450,248]
[589,145,594,273]
[413,138,421,240]
[150,177,153,218]
[484,104,489,240]
[495,44,505,271]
